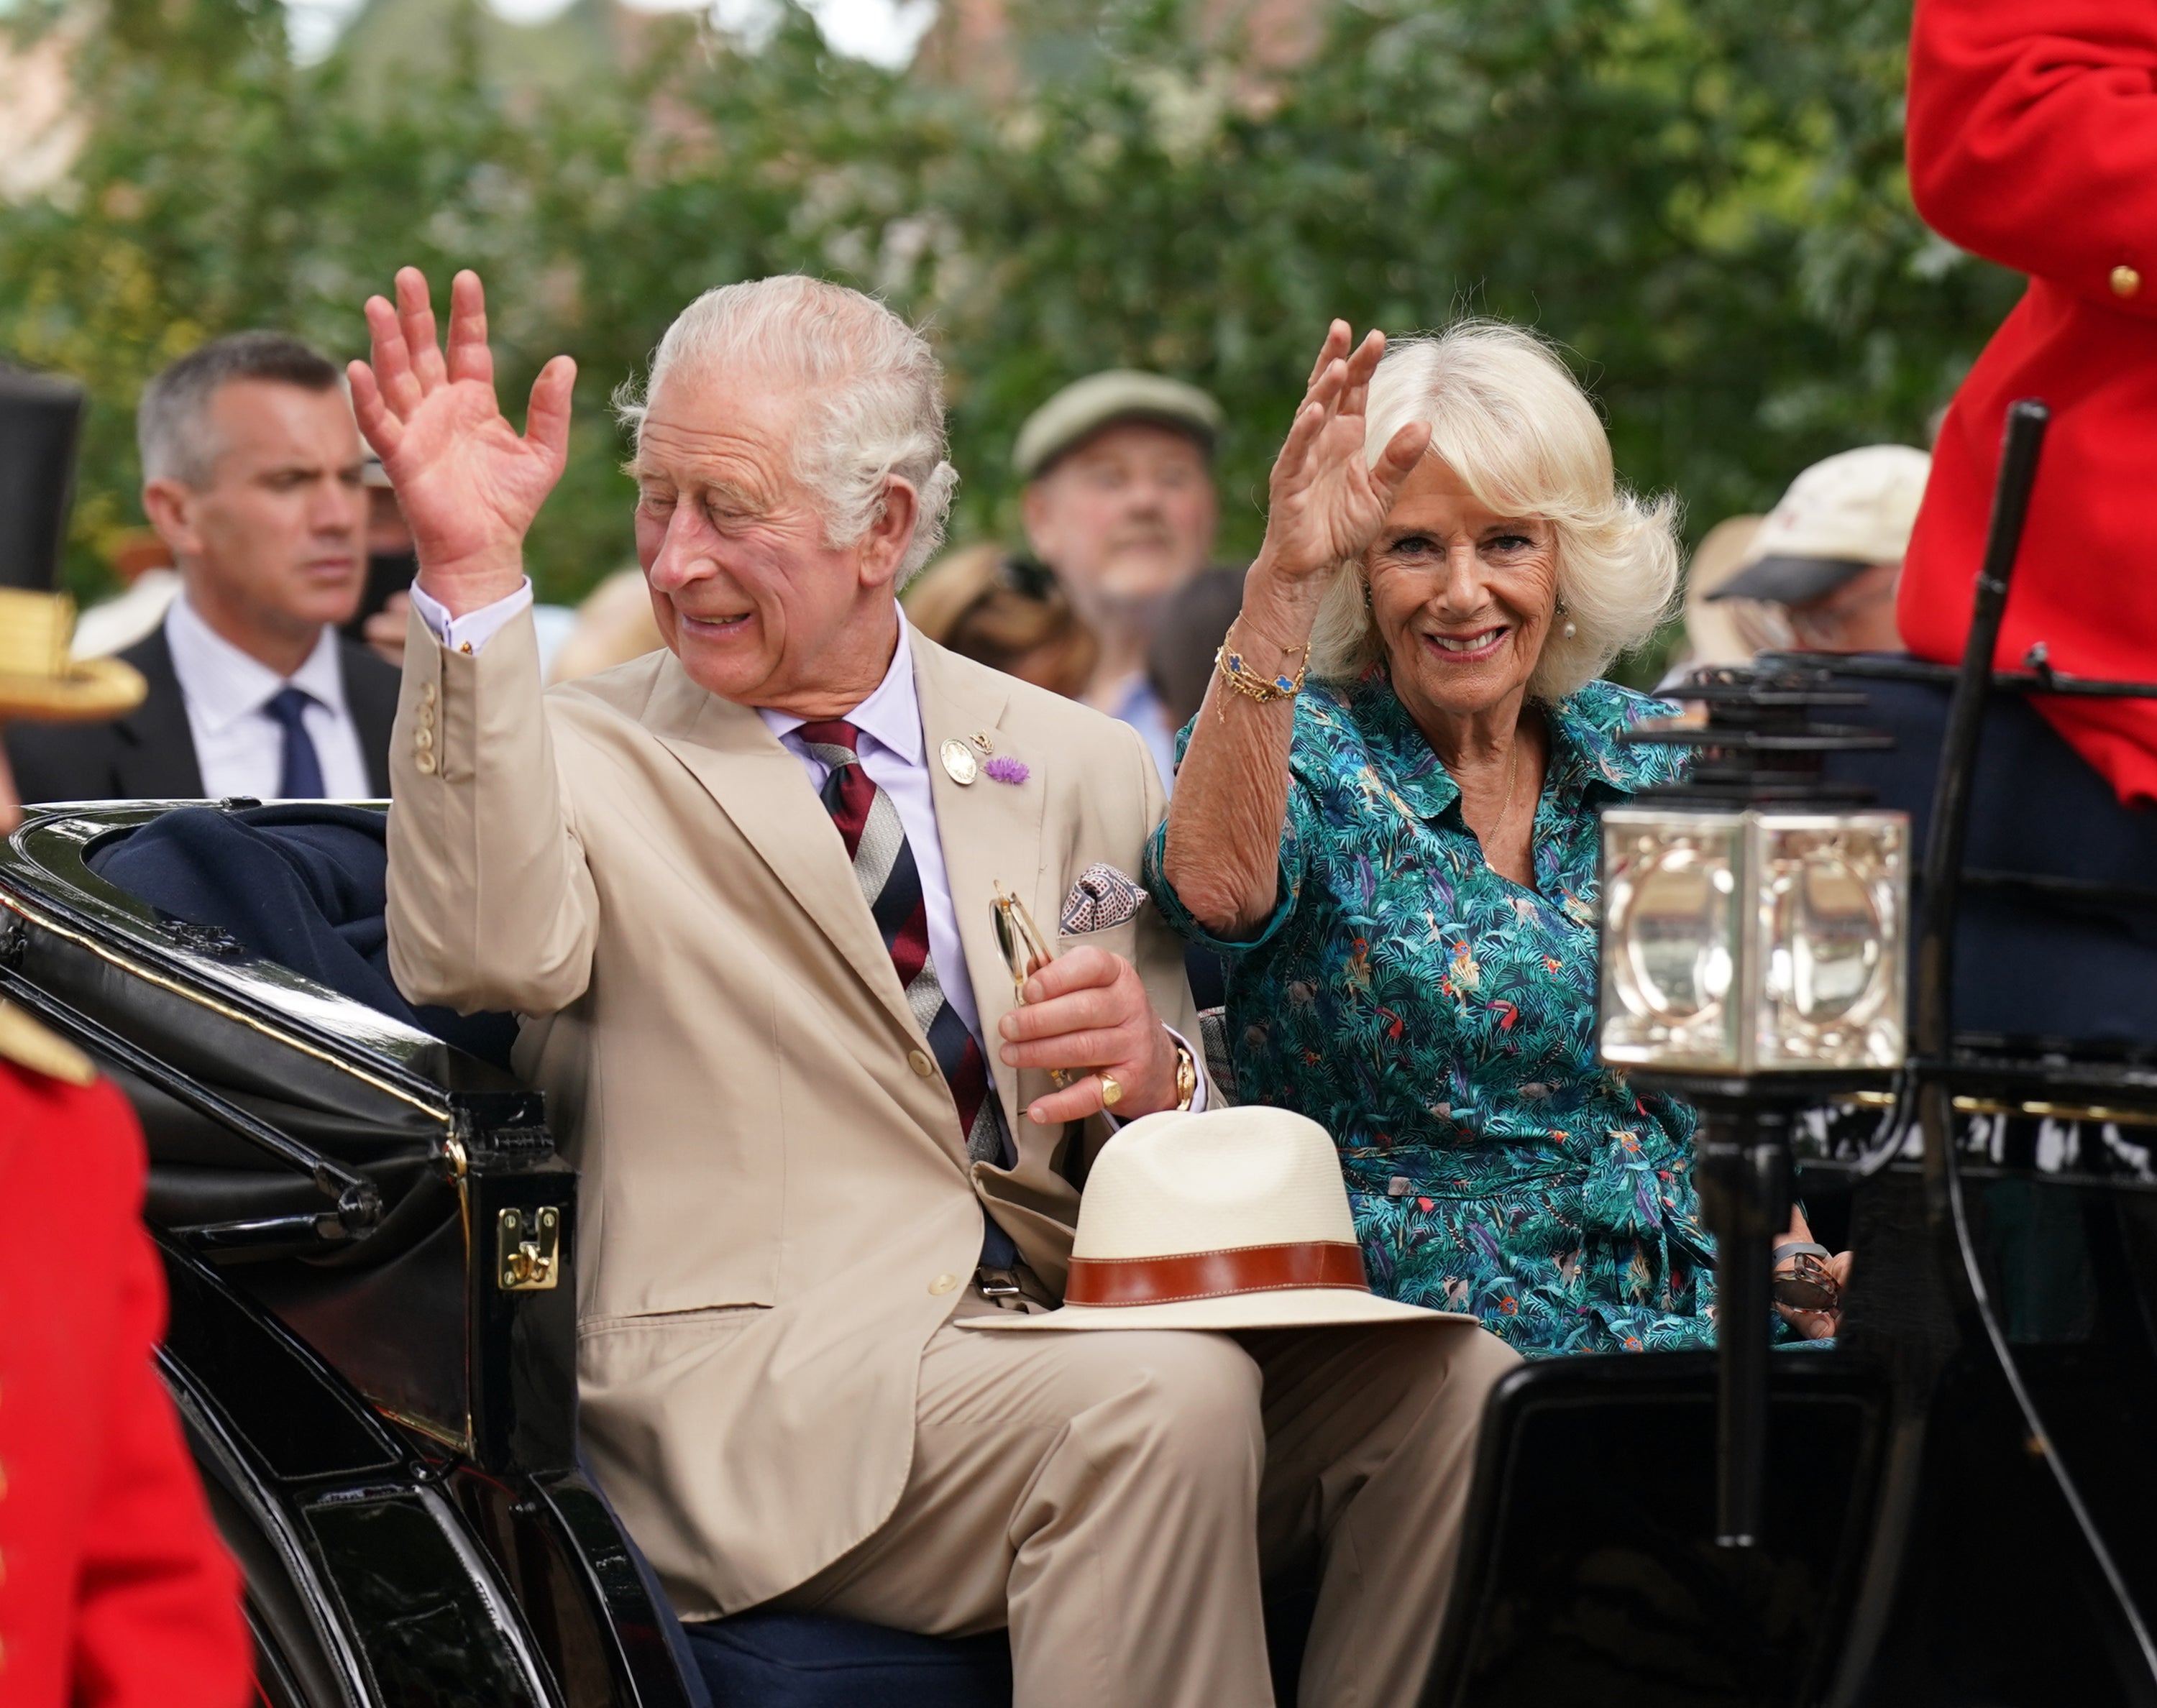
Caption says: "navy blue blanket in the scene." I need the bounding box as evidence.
[92,804,520,1071]
[1820,666,2157,1047]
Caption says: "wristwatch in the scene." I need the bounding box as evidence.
[1173,1036,1199,1111]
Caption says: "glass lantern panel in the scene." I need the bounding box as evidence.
[1598,810,1744,1069]
[1627,853,1734,1019]
[1754,815,1908,1070]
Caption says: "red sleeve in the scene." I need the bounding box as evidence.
[68,1098,253,1708]
[1908,0,2157,319]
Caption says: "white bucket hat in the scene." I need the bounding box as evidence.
[971,1106,1477,1332]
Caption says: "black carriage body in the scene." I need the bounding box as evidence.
[6,789,2157,1707]
[0,804,694,1708]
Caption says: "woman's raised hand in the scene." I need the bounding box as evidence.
[348,267,576,615]
[1255,321,1432,587]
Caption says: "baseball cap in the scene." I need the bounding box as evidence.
[1013,370,1223,480]
[1711,445,1931,605]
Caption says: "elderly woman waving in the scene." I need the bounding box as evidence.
[1150,319,1838,1356]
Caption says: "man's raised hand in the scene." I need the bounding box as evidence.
[348,267,576,616]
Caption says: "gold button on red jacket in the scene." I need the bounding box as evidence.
[1901,0,2157,802]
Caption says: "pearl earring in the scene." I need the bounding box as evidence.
[1557,599,1577,640]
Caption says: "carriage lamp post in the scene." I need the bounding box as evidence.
[1597,676,1908,1547]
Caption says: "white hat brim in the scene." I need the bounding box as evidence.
[962,1287,1479,1333]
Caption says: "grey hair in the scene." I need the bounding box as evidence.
[613,276,958,583]
[1308,319,1681,701]
[137,331,344,487]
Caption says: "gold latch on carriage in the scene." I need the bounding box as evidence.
[496,1206,562,1291]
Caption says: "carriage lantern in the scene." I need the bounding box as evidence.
[1598,796,1908,1078]
[1595,671,1907,1548]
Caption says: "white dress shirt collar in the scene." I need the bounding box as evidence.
[756,611,922,764]
[165,591,349,730]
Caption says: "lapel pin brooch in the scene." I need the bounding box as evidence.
[940,738,980,785]
[983,756,1029,786]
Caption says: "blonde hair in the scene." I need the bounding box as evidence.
[1306,320,1680,701]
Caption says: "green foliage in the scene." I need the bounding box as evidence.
[1,0,2015,676]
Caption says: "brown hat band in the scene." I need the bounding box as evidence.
[1064,1240,1369,1307]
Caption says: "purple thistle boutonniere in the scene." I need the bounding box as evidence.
[984,756,1029,786]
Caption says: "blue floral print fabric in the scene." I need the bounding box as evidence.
[1145,671,1718,1357]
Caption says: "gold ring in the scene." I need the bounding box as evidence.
[1098,1073,1123,1107]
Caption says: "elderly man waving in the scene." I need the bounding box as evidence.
[354,267,1510,1707]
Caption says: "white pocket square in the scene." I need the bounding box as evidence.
[1059,863,1149,935]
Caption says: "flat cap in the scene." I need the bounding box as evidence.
[1013,370,1223,480]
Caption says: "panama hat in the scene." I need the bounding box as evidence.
[971,1106,1476,1332]
[0,589,147,722]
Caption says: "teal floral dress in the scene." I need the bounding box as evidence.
[1145,671,1715,1358]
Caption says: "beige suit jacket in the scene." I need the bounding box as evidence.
[385,605,1200,1617]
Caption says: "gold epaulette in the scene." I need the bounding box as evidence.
[0,998,96,1086]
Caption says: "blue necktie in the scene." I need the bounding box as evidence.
[264,686,326,798]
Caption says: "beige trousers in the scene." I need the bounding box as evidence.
[769,1293,1520,1708]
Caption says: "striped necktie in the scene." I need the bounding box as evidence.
[797,720,1012,1170]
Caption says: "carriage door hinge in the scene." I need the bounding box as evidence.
[496,1206,562,1290]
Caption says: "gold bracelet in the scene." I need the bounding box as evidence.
[1214,620,1310,715]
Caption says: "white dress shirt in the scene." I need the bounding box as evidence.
[410,579,1203,1113]
[162,594,372,799]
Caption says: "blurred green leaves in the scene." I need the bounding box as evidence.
[1,0,2015,632]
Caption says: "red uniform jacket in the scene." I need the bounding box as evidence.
[0,1063,251,1707]
[1900,0,2157,802]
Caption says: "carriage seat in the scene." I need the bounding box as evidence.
[682,1615,1011,1708]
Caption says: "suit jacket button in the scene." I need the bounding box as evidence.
[908,1049,935,1078]
[2112,264,2142,298]
[929,1273,960,1295]
[415,753,439,776]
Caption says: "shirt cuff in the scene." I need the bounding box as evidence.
[408,579,533,656]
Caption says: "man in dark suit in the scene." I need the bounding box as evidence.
[9,332,398,803]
